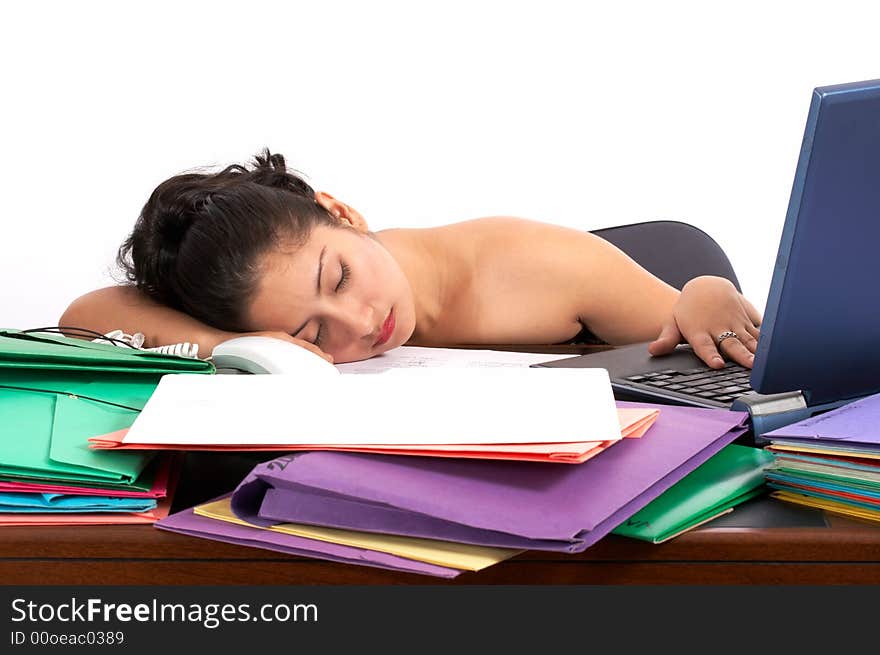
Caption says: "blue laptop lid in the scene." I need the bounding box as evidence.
[751,79,880,405]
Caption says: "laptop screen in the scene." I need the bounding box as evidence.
[751,79,880,405]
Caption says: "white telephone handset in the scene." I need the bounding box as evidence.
[210,336,339,376]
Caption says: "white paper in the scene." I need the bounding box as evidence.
[334,346,579,374]
[123,367,618,446]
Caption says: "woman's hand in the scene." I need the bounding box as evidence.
[212,330,334,364]
[648,276,762,369]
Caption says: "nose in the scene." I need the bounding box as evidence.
[330,299,376,342]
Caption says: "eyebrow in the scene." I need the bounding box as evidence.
[316,245,326,298]
[291,246,326,339]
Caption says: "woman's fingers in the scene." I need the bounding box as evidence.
[743,322,761,341]
[656,278,763,369]
[687,332,726,369]
[719,333,756,368]
[648,321,684,356]
[737,328,759,354]
[648,321,759,369]
[741,296,763,328]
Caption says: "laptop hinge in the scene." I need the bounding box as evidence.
[731,390,809,439]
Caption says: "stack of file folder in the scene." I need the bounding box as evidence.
[156,401,750,577]
[762,391,880,523]
[0,329,213,525]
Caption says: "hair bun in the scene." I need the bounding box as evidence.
[153,179,215,248]
[118,175,211,304]
[156,191,194,243]
[246,147,315,198]
[253,149,288,173]
[118,148,321,311]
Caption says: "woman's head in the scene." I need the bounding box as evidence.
[118,149,416,362]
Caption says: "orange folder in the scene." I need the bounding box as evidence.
[88,408,659,464]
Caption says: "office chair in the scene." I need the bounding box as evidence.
[590,220,741,292]
[565,220,742,344]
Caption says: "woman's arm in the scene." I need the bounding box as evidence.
[535,222,762,368]
[464,217,761,368]
[58,286,333,361]
[58,286,236,354]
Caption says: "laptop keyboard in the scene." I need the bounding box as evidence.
[624,361,753,403]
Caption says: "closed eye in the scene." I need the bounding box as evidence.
[312,261,350,346]
[335,261,351,292]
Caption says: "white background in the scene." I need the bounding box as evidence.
[2,1,877,330]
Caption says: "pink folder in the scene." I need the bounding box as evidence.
[88,407,659,464]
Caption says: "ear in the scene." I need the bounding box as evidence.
[314,191,369,232]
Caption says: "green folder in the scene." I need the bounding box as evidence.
[0,330,212,374]
[612,444,774,543]
[0,451,162,493]
[0,330,214,486]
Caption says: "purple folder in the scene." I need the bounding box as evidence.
[231,402,749,552]
[764,391,880,447]
[155,497,462,578]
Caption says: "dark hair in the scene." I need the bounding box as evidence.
[117,148,338,332]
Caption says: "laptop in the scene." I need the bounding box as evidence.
[535,79,880,437]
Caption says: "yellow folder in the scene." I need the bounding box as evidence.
[194,497,521,571]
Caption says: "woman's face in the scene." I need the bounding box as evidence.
[247,223,417,363]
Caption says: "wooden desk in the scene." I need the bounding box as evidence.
[3,495,879,584]
[3,344,879,585]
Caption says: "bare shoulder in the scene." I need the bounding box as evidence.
[429,215,603,291]
[421,217,607,344]
[434,216,598,259]
[437,215,581,238]
[425,215,677,345]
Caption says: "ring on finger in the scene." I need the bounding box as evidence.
[716,330,739,346]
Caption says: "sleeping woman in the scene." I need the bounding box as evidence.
[60,149,762,368]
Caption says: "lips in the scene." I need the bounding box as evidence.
[374,309,395,348]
